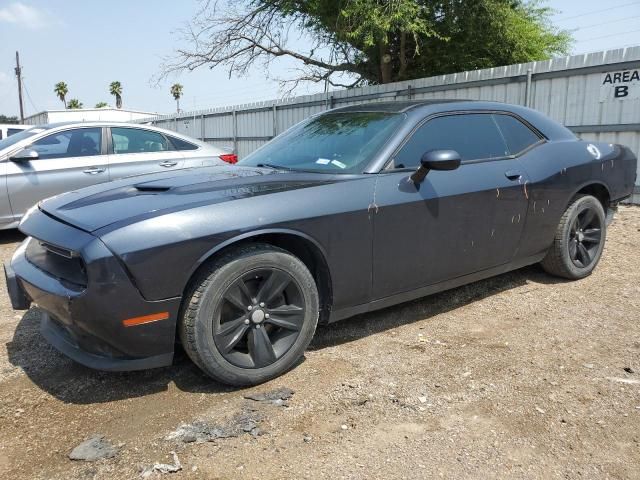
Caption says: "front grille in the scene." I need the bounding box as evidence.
[25,238,87,289]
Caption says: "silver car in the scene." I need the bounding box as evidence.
[0,122,231,229]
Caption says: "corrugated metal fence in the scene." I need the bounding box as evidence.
[141,47,640,202]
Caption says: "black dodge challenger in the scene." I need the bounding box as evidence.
[5,100,637,385]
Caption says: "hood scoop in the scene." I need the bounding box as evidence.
[134,184,172,193]
[58,184,171,211]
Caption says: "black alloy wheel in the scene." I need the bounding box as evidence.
[568,206,602,268]
[213,268,306,369]
[541,194,606,280]
[180,243,319,386]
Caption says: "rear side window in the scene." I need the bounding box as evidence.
[393,114,509,168]
[169,136,199,151]
[7,128,23,136]
[111,128,169,154]
[30,128,102,159]
[493,114,541,155]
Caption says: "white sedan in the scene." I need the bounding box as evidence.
[0,122,235,229]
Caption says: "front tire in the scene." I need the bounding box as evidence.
[540,194,606,280]
[179,244,319,386]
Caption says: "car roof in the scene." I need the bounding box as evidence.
[29,121,222,147]
[35,121,167,129]
[331,99,575,142]
[330,99,478,113]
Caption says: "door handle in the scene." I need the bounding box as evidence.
[83,167,105,175]
[504,170,522,181]
[160,161,178,168]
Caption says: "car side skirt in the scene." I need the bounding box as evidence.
[328,252,546,323]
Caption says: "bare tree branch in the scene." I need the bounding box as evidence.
[157,0,364,91]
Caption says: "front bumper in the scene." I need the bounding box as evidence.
[4,260,29,310]
[6,208,182,371]
[40,311,173,371]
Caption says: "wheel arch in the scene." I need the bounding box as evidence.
[570,181,611,212]
[183,229,333,324]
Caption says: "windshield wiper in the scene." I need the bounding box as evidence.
[256,163,293,171]
[255,163,326,174]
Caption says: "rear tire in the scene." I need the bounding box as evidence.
[179,243,319,386]
[540,194,606,280]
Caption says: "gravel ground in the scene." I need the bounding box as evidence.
[0,206,639,479]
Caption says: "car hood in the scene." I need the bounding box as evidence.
[37,165,343,233]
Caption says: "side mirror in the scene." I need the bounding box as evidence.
[10,148,39,162]
[410,149,461,184]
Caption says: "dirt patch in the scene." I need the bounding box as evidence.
[0,207,639,479]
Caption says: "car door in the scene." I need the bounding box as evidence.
[6,127,108,220]
[107,127,184,180]
[371,112,532,299]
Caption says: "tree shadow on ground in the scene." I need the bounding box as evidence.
[6,264,567,405]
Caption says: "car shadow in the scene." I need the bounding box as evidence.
[5,309,235,404]
[5,264,568,405]
[309,264,567,350]
[0,229,24,245]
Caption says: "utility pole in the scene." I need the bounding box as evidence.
[15,51,25,123]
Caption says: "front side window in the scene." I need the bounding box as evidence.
[238,112,405,174]
[30,128,102,159]
[7,128,24,136]
[0,128,41,153]
[111,128,169,154]
[392,114,510,169]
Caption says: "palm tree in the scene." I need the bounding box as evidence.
[54,82,68,108]
[95,101,108,108]
[109,81,123,109]
[170,83,183,113]
[67,99,83,109]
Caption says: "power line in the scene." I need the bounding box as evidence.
[556,1,640,22]
[572,42,640,54]
[0,76,17,104]
[574,28,640,42]
[21,79,40,115]
[571,15,640,31]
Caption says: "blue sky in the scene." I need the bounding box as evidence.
[0,0,639,117]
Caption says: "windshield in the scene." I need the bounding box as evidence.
[238,112,404,173]
[0,127,42,152]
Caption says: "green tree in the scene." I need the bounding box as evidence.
[95,101,109,108]
[109,81,123,108]
[170,83,183,113]
[163,0,571,88]
[54,81,68,108]
[67,99,83,109]
[0,114,19,124]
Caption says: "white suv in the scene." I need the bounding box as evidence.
[0,124,31,141]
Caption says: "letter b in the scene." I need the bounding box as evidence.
[614,86,629,98]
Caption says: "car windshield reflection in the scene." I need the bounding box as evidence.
[238,112,404,174]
